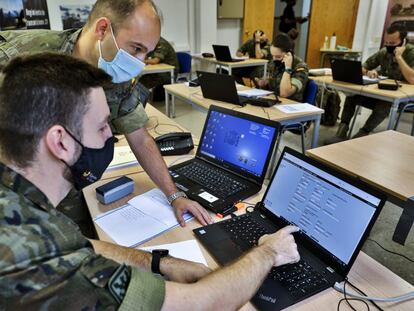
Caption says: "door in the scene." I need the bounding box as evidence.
[242,0,275,43]
[306,0,360,68]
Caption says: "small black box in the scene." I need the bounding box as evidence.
[378,81,399,91]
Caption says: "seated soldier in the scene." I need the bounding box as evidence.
[0,53,299,310]
[139,36,179,101]
[325,24,414,144]
[256,33,309,102]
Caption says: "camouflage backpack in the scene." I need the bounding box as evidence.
[316,87,341,126]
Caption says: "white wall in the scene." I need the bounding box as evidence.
[352,0,388,62]
[217,19,242,55]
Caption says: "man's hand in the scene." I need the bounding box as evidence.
[395,39,407,60]
[172,197,213,227]
[259,225,300,267]
[283,52,294,69]
[366,70,378,79]
[161,256,212,283]
[254,31,261,42]
[254,77,268,88]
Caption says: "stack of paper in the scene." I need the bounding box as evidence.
[107,146,140,171]
[237,88,274,98]
[275,103,323,114]
[94,189,193,247]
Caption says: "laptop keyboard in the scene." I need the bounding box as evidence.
[175,162,248,198]
[219,213,329,299]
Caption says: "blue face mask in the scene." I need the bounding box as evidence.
[98,24,145,83]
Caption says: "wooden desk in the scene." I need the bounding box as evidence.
[84,118,414,310]
[163,83,323,149]
[306,130,414,245]
[142,63,175,84]
[311,76,414,130]
[319,48,361,67]
[192,54,268,77]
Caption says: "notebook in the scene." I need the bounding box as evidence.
[197,71,280,107]
[330,58,386,85]
[169,105,279,213]
[194,147,386,311]
[212,44,245,62]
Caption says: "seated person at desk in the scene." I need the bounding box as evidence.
[0,0,212,234]
[255,33,309,102]
[233,30,270,83]
[0,53,300,311]
[325,24,414,144]
[139,36,179,101]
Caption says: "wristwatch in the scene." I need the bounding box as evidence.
[167,191,187,204]
[151,249,169,275]
[285,68,294,75]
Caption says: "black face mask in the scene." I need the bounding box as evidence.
[273,60,285,70]
[64,129,114,190]
[385,41,403,54]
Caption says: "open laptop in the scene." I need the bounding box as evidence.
[194,147,386,311]
[197,71,280,107]
[330,58,386,85]
[212,44,245,62]
[168,105,279,214]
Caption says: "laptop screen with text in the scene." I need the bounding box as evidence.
[198,109,276,178]
[263,152,381,267]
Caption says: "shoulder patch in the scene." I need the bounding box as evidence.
[108,264,131,303]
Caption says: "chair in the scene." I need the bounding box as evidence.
[176,52,192,82]
[274,79,319,154]
[393,103,414,136]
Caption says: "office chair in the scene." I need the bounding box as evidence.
[176,52,192,82]
[274,79,318,154]
[393,103,414,136]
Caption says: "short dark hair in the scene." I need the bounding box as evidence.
[272,33,294,52]
[85,0,160,31]
[387,23,407,41]
[0,53,112,168]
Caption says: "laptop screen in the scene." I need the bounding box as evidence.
[263,151,381,267]
[198,109,276,178]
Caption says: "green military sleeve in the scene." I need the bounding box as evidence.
[119,268,166,311]
[238,40,251,54]
[363,49,383,70]
[402,44,414,69]
[291,64,309,93]
[112,102,149,134]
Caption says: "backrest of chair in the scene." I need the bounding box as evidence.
[176,52,192,74]
[304,79,318,105]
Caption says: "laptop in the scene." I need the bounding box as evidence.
[169,105,279,214]
[197,71,280,107]
[194,147,386,311]
[330,58,386,85]
[212,44,245,62]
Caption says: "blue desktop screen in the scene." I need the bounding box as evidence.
[263,153,381,266]
[199,110,276,177]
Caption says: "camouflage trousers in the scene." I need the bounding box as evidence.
[340,95,391,133]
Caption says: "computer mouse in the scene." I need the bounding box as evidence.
[202,52,214,58]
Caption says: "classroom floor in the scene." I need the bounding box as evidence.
[151,96,414,285]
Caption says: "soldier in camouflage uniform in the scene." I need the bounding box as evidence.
[234,30,271,83]
[0,53,300,311]
[325,24,414,144]
[255,33,308,102]
[0,0,213,235]
[140,36,179,100]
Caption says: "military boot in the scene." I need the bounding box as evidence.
[323,123,349,145]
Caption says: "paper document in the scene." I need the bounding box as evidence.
[233,55,248,60]
[107,146,140,171]
[237,88,274,98]
[94,189,193,247]
[140,240,208,266]
[363,75,387,82]
[276,103,323,114]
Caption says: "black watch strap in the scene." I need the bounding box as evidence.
[151,249,169,275]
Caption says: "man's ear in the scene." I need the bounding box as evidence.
[45,125,75,164]
[94,17,111,41]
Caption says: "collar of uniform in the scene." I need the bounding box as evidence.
[60,28,83,54]
[0,162,55,213]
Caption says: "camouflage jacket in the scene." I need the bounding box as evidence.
[0,28,148,135]
[268,55,309,102]
[0,163,165,311]
[146,36,179,72]
[238,39,270,60]
[364,43,414,81]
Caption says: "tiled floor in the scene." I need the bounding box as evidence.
[152,97,414,285]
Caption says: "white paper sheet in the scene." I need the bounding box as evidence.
[107,146,140,171]
[237,88,274,98]
[140,240,208,266]
[275,103,323,114]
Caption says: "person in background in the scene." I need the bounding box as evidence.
[325,24,414,145]
[140,36,179,101]
[279,0,309,41]
[0,52,300,311]
[255,33,308,102]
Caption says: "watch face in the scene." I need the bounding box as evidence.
[153,249,169,256]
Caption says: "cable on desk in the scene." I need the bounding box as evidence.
[346,279,384,311]
[366,238,414,263]
[337,278,370,311]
